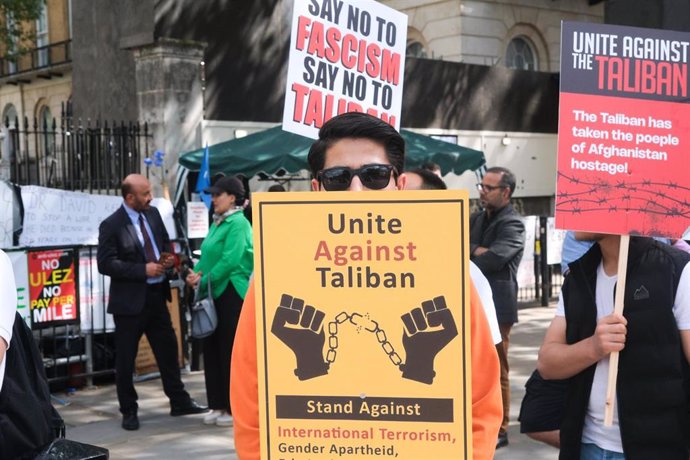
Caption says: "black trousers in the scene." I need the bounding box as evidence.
[203,281,243,412]
[113,283,190,414]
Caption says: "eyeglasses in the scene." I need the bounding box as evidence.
[317,164,396,191]
[476,183,505,192]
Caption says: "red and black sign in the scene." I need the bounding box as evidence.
[556,21,690,238]
[28,248,79,329]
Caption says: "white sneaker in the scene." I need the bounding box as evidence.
[203,410,223,425]
[215,412,233,427]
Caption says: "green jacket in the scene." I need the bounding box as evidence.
[195,211,253,299]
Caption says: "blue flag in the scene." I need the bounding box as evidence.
[195,144,212,209]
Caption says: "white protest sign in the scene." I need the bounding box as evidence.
[7,250,29,324]
[78,247,115,332]
[151,197,178,240]
[546,217,566,266]
[283,0,407,139]
[20,186,122,247]
[517,216,537,288]
[20,186,177,247]
[187,201,209,239]
[0,181,15,248]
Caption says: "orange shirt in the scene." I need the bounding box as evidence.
[230,279,502,460]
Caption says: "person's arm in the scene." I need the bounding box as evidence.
[0,250,17,372]
[471,217,525,273]
[538,313,627,380]
[469,262,501,345]
[674,264,690,363]
[680,331,690,365]
[97,218,147,280]
[469,281,502,460]
[201,218,250,291]
[230,279,260,460]
[0,338,6,366]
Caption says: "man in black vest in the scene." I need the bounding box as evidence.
[538,233,690,459]
[470,166,525,449]
[98,174,207,431]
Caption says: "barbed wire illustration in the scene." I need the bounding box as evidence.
[556,172,690,233]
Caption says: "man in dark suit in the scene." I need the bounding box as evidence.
[98,174,207,431]
[470,166,525,449]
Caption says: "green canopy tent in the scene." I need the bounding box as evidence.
[178,125,485,177]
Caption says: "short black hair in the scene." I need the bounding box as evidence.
[268,184,286,192]
[421,161,441,174]
[408,168,447,190]
[486,166,517,196]
[307,112,405,178]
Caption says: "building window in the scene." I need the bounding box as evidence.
[68,0,73,38]
[505,37,537,71]
[36,3,49,67]
[2,104,18,129]
[1,104,18,163]
[407,41,428,59]
[5,13,17,74]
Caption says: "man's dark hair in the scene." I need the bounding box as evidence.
[268,184,286,192]
[121,182,132,199]
[421,161,441,174]
[486,166,517,196]
[408,168,447,190]
[307,112,405,178]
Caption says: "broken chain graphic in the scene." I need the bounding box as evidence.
[271,294,458,384]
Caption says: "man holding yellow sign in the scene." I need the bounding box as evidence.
[230,113,502,460]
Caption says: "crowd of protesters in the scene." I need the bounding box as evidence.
[2,112,689,460]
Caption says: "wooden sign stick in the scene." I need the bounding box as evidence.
[604,234,630,426]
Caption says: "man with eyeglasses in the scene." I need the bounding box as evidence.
[404,168,502,347]
[231,113,502,459]
[470,166,526,449]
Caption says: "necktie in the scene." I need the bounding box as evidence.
[139,214,157,262]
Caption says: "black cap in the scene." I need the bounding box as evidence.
[204,176,245,200]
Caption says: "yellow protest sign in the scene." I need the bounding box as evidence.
[253,190,472,459]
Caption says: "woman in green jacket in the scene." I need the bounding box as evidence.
[186,176,253,427]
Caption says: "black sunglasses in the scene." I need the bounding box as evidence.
[317,164,396,191]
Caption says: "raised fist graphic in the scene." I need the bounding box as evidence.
[271,294,329,381]
[399,296,458,384]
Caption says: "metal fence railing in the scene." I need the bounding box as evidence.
[517,216,564,306]
[0,40,71,78]
[2,104,151,194]
[1,107,162,390]
[10,244,192,390]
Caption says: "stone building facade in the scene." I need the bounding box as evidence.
[392,0,603,70]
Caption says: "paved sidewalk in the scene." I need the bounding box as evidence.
[58,306,559,459]
[59,371,235,459]
[494,305,559,460]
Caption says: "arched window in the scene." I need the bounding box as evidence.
[406,27,429,59]
[37,104,54,155]
[1,104,18,165]
[5,13,17,73]
[406,41,428,58]
[505,36,538,71]
[2,104,18,129]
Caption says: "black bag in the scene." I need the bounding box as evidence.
[191,279,218,339]
[0,313,64,459]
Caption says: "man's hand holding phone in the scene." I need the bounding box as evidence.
[159,251,175,269]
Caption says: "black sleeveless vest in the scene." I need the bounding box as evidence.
[559,238,690,460]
